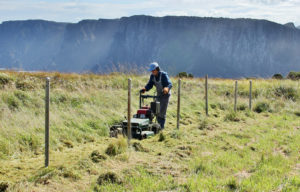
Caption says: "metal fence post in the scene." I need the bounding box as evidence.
[234,80,238,112]
[177,79,181,129]
[205,75,208,116]
[45,77,50,167]
[127,79,131,145]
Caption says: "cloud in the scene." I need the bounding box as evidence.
[0,0,299,25]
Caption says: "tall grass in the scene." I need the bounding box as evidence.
[0,71,299,191]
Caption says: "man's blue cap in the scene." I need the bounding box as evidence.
[148,62,159,71]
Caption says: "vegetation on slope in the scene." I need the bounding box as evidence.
[0,71,299,191]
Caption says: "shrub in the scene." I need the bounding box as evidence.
[287,71,300,80]
[188,73,194,78]
[274,86,298,101]
[177,72,193,78]
[105,137,127,156]
[254,101,270,113]
[272,73,283,79]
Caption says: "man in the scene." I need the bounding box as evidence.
[140,62,172,129]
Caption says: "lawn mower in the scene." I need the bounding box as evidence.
[109,92,161,140]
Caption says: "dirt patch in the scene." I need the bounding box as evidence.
[97,172,122,185]
[132,142,149,152]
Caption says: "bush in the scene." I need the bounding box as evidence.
[287,71,300,80]
[177,72,193,78]
[272,73,283,79]
[274,86,298,101]
[254,102,270,113]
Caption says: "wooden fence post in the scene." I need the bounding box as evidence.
[234,80,238,112]
[177,79,181,129]
[205,75,208,116]
[45,77,50,167]
[249,80,252,110]
[127,79,131,145]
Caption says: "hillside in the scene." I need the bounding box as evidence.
[1,16,300,77]
[0,71,299,191]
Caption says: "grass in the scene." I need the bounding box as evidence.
[0,71,299,191]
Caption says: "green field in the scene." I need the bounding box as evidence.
[0,71,299,192]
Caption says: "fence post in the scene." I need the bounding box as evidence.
[234,80,238,112]
[45,77,50,167]
[127,79,131,145]
[177,79,181,129]
[249,80,252,110]
[205,75,208,116]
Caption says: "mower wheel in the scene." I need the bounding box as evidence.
[109,125,122,138]
[150,123,161,134]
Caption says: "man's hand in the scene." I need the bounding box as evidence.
[163,87,169,94]
[140,88,146,94]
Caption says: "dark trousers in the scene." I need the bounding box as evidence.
[157,94,170,129]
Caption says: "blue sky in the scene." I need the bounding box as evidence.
[0,0,299,26]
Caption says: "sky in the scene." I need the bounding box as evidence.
[0,0,299,26]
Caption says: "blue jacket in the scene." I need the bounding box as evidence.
[145,71,172,91]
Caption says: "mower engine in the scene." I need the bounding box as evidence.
[109,94,161,140]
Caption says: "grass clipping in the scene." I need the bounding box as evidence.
[105,137,127,156]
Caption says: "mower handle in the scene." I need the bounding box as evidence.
[140,95,159,99]
[139,93,159,109]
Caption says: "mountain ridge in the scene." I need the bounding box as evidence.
[0,15,299,77]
